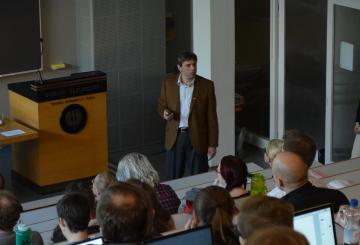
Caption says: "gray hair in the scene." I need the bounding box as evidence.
[116,153,160,187]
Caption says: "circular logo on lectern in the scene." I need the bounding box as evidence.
[60,104,87,134]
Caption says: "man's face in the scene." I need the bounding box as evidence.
[178,59,197,80]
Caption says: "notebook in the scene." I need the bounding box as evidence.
[294,203,337,245]
[144,225,213,245]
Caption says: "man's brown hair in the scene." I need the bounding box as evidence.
[237,196,294,239]
[96,183,153,243]
[0,190,23,231]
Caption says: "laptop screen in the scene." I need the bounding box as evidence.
[71,237,103,245]
[144,226,212,245]
[294,204,337,245]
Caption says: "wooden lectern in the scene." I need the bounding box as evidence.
[8,71,108,189]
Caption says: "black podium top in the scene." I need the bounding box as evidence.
[8,71,107,102]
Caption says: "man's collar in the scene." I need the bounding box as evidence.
[177,74,195,87]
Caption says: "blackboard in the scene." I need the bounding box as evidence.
[0,0,42,76]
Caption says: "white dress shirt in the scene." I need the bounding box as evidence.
[177,75,194,128]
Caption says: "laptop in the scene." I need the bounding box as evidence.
[71,236,103,245]
[294,203,337,245]
[144,225,213,245]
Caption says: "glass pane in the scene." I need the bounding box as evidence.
[235,0,270,142]
[285,0,327,150]
[332,5,360,161]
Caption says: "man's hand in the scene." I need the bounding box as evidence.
[163,109,174,121]
[354,122,360,134]
[207,146,217,160]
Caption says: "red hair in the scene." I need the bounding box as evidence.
[220,155,248,191]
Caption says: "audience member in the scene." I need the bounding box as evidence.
[0,173,5,190]
[116,153,180,214]
[96,183,155,244]
[264,139,283,167]
[272,152,348,212]
[92,172,117,202]
[268,131,322,198]
[0,190,43,245]
[236,195,294,244]
[127,178,175,233]
[56,193,91,244]
[51,181,98,243]
[282,129,316,167]
[186,186,239,245]
[245,226,309,245]
[214,155,249,209]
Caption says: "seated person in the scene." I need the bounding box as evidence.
[214,155,249,209]
[127,178,175,233]
[268,131,322,198]
[51,181,99,243]
[92,172,117,202]
[246,226,309,245]
[96,183,155,244]
[272,152,348,212]
[117,153,180,214]
[0,190,43,245]
[185,186,239,245]
[236,195,294,244]
[57,193,91,244]
[264,139,283,167]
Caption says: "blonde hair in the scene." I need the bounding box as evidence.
[116,153,160,187]
[265,139,284,163]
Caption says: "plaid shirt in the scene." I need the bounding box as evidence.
[155,183,180,214]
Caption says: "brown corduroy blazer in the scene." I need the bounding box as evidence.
[158,73,219,154]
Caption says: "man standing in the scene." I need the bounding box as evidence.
[158,51,219,179]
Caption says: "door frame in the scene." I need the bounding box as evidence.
[325,0,360,163]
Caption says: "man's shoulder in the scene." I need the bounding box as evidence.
[164,73,179,82]
[195,75,214,84]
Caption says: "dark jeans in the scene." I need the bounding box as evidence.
[166,131,208,180]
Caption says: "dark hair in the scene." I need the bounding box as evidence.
[220,155,248,190]
[283,129,316,167]
[0,174,5,190]
[56,193,91,233]
[65,181,96,217]
[177,51,197,66]
[237,196,294,239]
[96,183,153,243]
[194,186,237,245]
[0,190,23,231]
[127,179,173,233]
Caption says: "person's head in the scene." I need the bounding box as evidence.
[0,174,5,190]
[177,51,197,80]
[245,226,309,245]
[116,153,160,187]
[65,181,96,219]
[236,196,294,243]
[264,139,284,166]
[96,183,154,243]
[283,129,316,168]
[272,152,308,193]
[217,155,248,191]
[193,186,235,244]
[0,190,22,231]
[92,172,117,201]
[127,178,173,233]
[57,193,91,239]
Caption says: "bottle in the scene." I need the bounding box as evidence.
[343,199,360,245]
[16,223,32,245]
[250,173,268,196]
